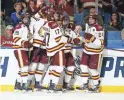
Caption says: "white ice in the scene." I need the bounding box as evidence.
[0,92,124,100]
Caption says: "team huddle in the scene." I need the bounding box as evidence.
[13,6,104,93]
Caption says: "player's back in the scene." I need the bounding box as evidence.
[30,17,46,48]
[42,21,66,56]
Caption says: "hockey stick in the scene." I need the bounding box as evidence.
[40,56,52,85]
[71,56,81,79]
[27,26,33,65]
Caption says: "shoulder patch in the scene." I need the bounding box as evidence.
[94,24,103,31]
[14,31,19,35]
[48,21,58,29]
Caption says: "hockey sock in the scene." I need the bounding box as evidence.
[64,66,75,83]
[50,65,64,85]
[89,68,100,86]
[35,63,45,82]
[28,62,38,81]
[21,66,28,83]
[80,65,89,84]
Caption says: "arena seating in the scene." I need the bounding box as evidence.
[74,13,84,26]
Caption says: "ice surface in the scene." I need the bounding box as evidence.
[0,92,124,100]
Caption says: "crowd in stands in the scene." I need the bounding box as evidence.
[0,0,124,48]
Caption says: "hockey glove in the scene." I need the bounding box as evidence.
[73,38,80,44]
[82,42,85,48]
[22,41,32,48]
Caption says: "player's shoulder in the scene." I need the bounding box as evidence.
[42,22,50,32]
[93,24,103,31]
[14,23,23,30]
[48,21,59,29]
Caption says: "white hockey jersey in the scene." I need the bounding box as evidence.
[13,23,33,51]
[30,17,47,48]
[41,21,67,56]
[84,23,104,54]
[63,28,82,53]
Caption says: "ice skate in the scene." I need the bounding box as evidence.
[26,80,34,92]
[53,86,63,93]
[76,83,88,91]
[14,81,22,92]
[86,85,100,93]
[21,83,33,92]
[47,81,55,93]
[63,82,74,93]
[34,81,46,92]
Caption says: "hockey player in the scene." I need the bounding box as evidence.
[39,11,69,92]
[79,15,104,93]
[61,16,83,91]
[13,14,33,91]
[28,6,49,90]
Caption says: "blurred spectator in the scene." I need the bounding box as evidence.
[44,0,51,6]
[102,0,117,25]
[27,0,39,16]
[0,11,6,34]
[0,11,4,17]
[16,0,25,2]
[37,0,46,8]
[107,12,123,30]
[102,0,113,13]
[16,0,27,14]
[11,2,23,27]
[80,0,102,17]
[74,25,82,35]
[56,0,74,17]
[114,0,124,19]
[75,0,83,13]
[84,7,103,26]
[1,0,15,17]
[1,25,14,48]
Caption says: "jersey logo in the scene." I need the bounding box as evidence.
[14,31,19,35]
[39,27,43,36]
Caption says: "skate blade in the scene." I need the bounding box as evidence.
[53,91,63,93]
[47,90,53,93]
[62,89,75,93]
[75,89,84,92]
[33,88,42,92]
[86,90,100,93]
[14,89,22,92]
[22,90,27,93]
[41,89,48,93]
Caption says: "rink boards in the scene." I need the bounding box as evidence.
[0,48,124,92]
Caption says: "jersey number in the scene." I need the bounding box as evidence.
[98,32,103,38]
[55,29,60,35]
[46,33,50,46]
